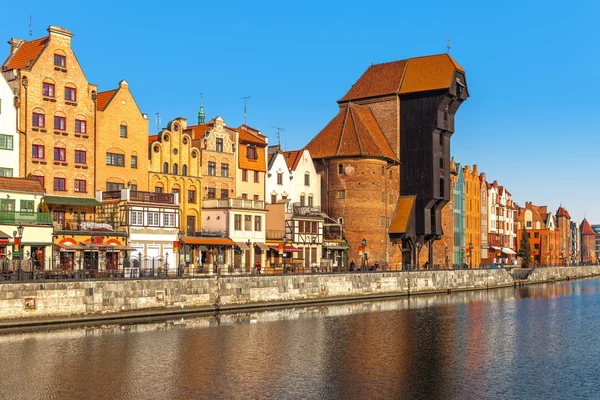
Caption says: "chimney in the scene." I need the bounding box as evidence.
[8,38,24,54]
[525,201,532,208]
[47,26,74,44]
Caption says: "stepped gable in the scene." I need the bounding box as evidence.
[3,36,48,70]
[304,103,397,162]
[581,218,595,235]
[339,53,464,102]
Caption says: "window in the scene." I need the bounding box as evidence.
[76,149,89,165]
[208,162,216,176]
[207,188,216,199]
[0,135,13,150]
[242,169,248,181]
[130,184,137,191]
[54,116,66,130]
[300,195,305,206]
[64,87,76,102]
[131,155,137,168]
[173,163,178,175]
[253,194,259,201]
[31,144,44,159]
[337,190,345,199]
[182,164,187,176]
[131,211,143,225]
[241,193,248,200]
[0,168,13,177]
[277,172,283,185]
[244,215,252,231]
[221,163,229,177]
[42,82,55,97]
[247,145,258,160]
[32,113,45,127]
[75,119,86,133]
[304,173,310,186]
[32,175,44,188]
[172,188,180,197]
[439,178,445,197]
[54,147,66,161]
[534,244,539,250]
[53,177,66,191]
[308,196,313,207]
[120,125,127,138]
[299,221,305,233]
[164,213,176,227]
[106,153,125,166]
[188,190,196,203]
[534,232,540,238]
[271,194,277,204]
[74,179,86,193]
[54,54,66,67]
[526,221,532,228]
[216,138,224,152]
[381,192,385,202]
[234,215,242,230]
[338,164,343,174]
[254,171,259,183]
[220,189,229,199]
[106,182,124,191]
[147,212,160,226]
[20,200,34,213]
[163,162,169,173]
[154,186,163,193]
[381,216,387,228]
[254,216,261,231]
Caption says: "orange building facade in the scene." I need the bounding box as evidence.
[463,165,481,267]
[517,202,559,266]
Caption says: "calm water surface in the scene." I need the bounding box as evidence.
[2,279,600,399]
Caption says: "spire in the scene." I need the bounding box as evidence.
[198,93,205,125]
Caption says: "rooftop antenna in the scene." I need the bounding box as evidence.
[155,112,161,133]
[241,96,250,125]
[270,125,284,146]
[29,16,32,40]
[446,39,451,54]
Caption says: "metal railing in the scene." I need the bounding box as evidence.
[0,211,52,225]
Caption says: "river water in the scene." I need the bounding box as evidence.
[1,279,600,400]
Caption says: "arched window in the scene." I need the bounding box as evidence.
[163,162,169,174]
[182,164,187,176]
[173,163,178,175]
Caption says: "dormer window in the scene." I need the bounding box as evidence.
[246,145,258,160]
[54,54,66,67]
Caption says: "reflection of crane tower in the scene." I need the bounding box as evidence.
[270,125,284,147]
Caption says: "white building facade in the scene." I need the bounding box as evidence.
[0,74,18,178]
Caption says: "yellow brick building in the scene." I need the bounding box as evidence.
[463,164,481,267]
[3,26,96,197]
[96,80,149,192]
[149,118,202,236]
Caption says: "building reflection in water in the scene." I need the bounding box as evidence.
[2,279,600,399]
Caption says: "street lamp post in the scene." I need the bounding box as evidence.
[469,242,473,269]
[246,239,252,273]
[16,225,24,280]
[177,231,183,277]
[283,236,288,274]
[500,245,504,268]
[361,239,367,272]
[561,250,564,266]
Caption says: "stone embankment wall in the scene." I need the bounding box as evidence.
[0,267,598,321]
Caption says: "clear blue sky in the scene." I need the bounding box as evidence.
[3,0,600,223]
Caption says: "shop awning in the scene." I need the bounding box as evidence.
[182,237,236,246]
[235,241,250,251]
[56,243,87,250]
[254,242,270,251]
[268,245,302,253]
[44,195,101,207]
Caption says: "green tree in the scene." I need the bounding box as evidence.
[518,228,531,268]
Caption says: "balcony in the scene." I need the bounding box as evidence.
[0,211,52,226]
[101,190,176,205]
[292,202,321,216]
[203,198,264,210]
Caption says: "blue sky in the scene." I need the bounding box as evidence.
[3,0,600,222]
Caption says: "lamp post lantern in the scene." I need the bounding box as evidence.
[361,239,367,272]
[469,242,473,269]
[283,236,288,274]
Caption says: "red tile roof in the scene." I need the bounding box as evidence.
[239,128,266,146]
[148,134,158,143]
[282,150,303,171]
[96,89,118,111]
[3,37,48,70]
[305,103,398,162]
[556,206,571,219]
[0,177,44,194]
[185,123,213,140]
[581,219,595,235]
[339,54,463,102]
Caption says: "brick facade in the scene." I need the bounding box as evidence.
[463,165,481,267]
